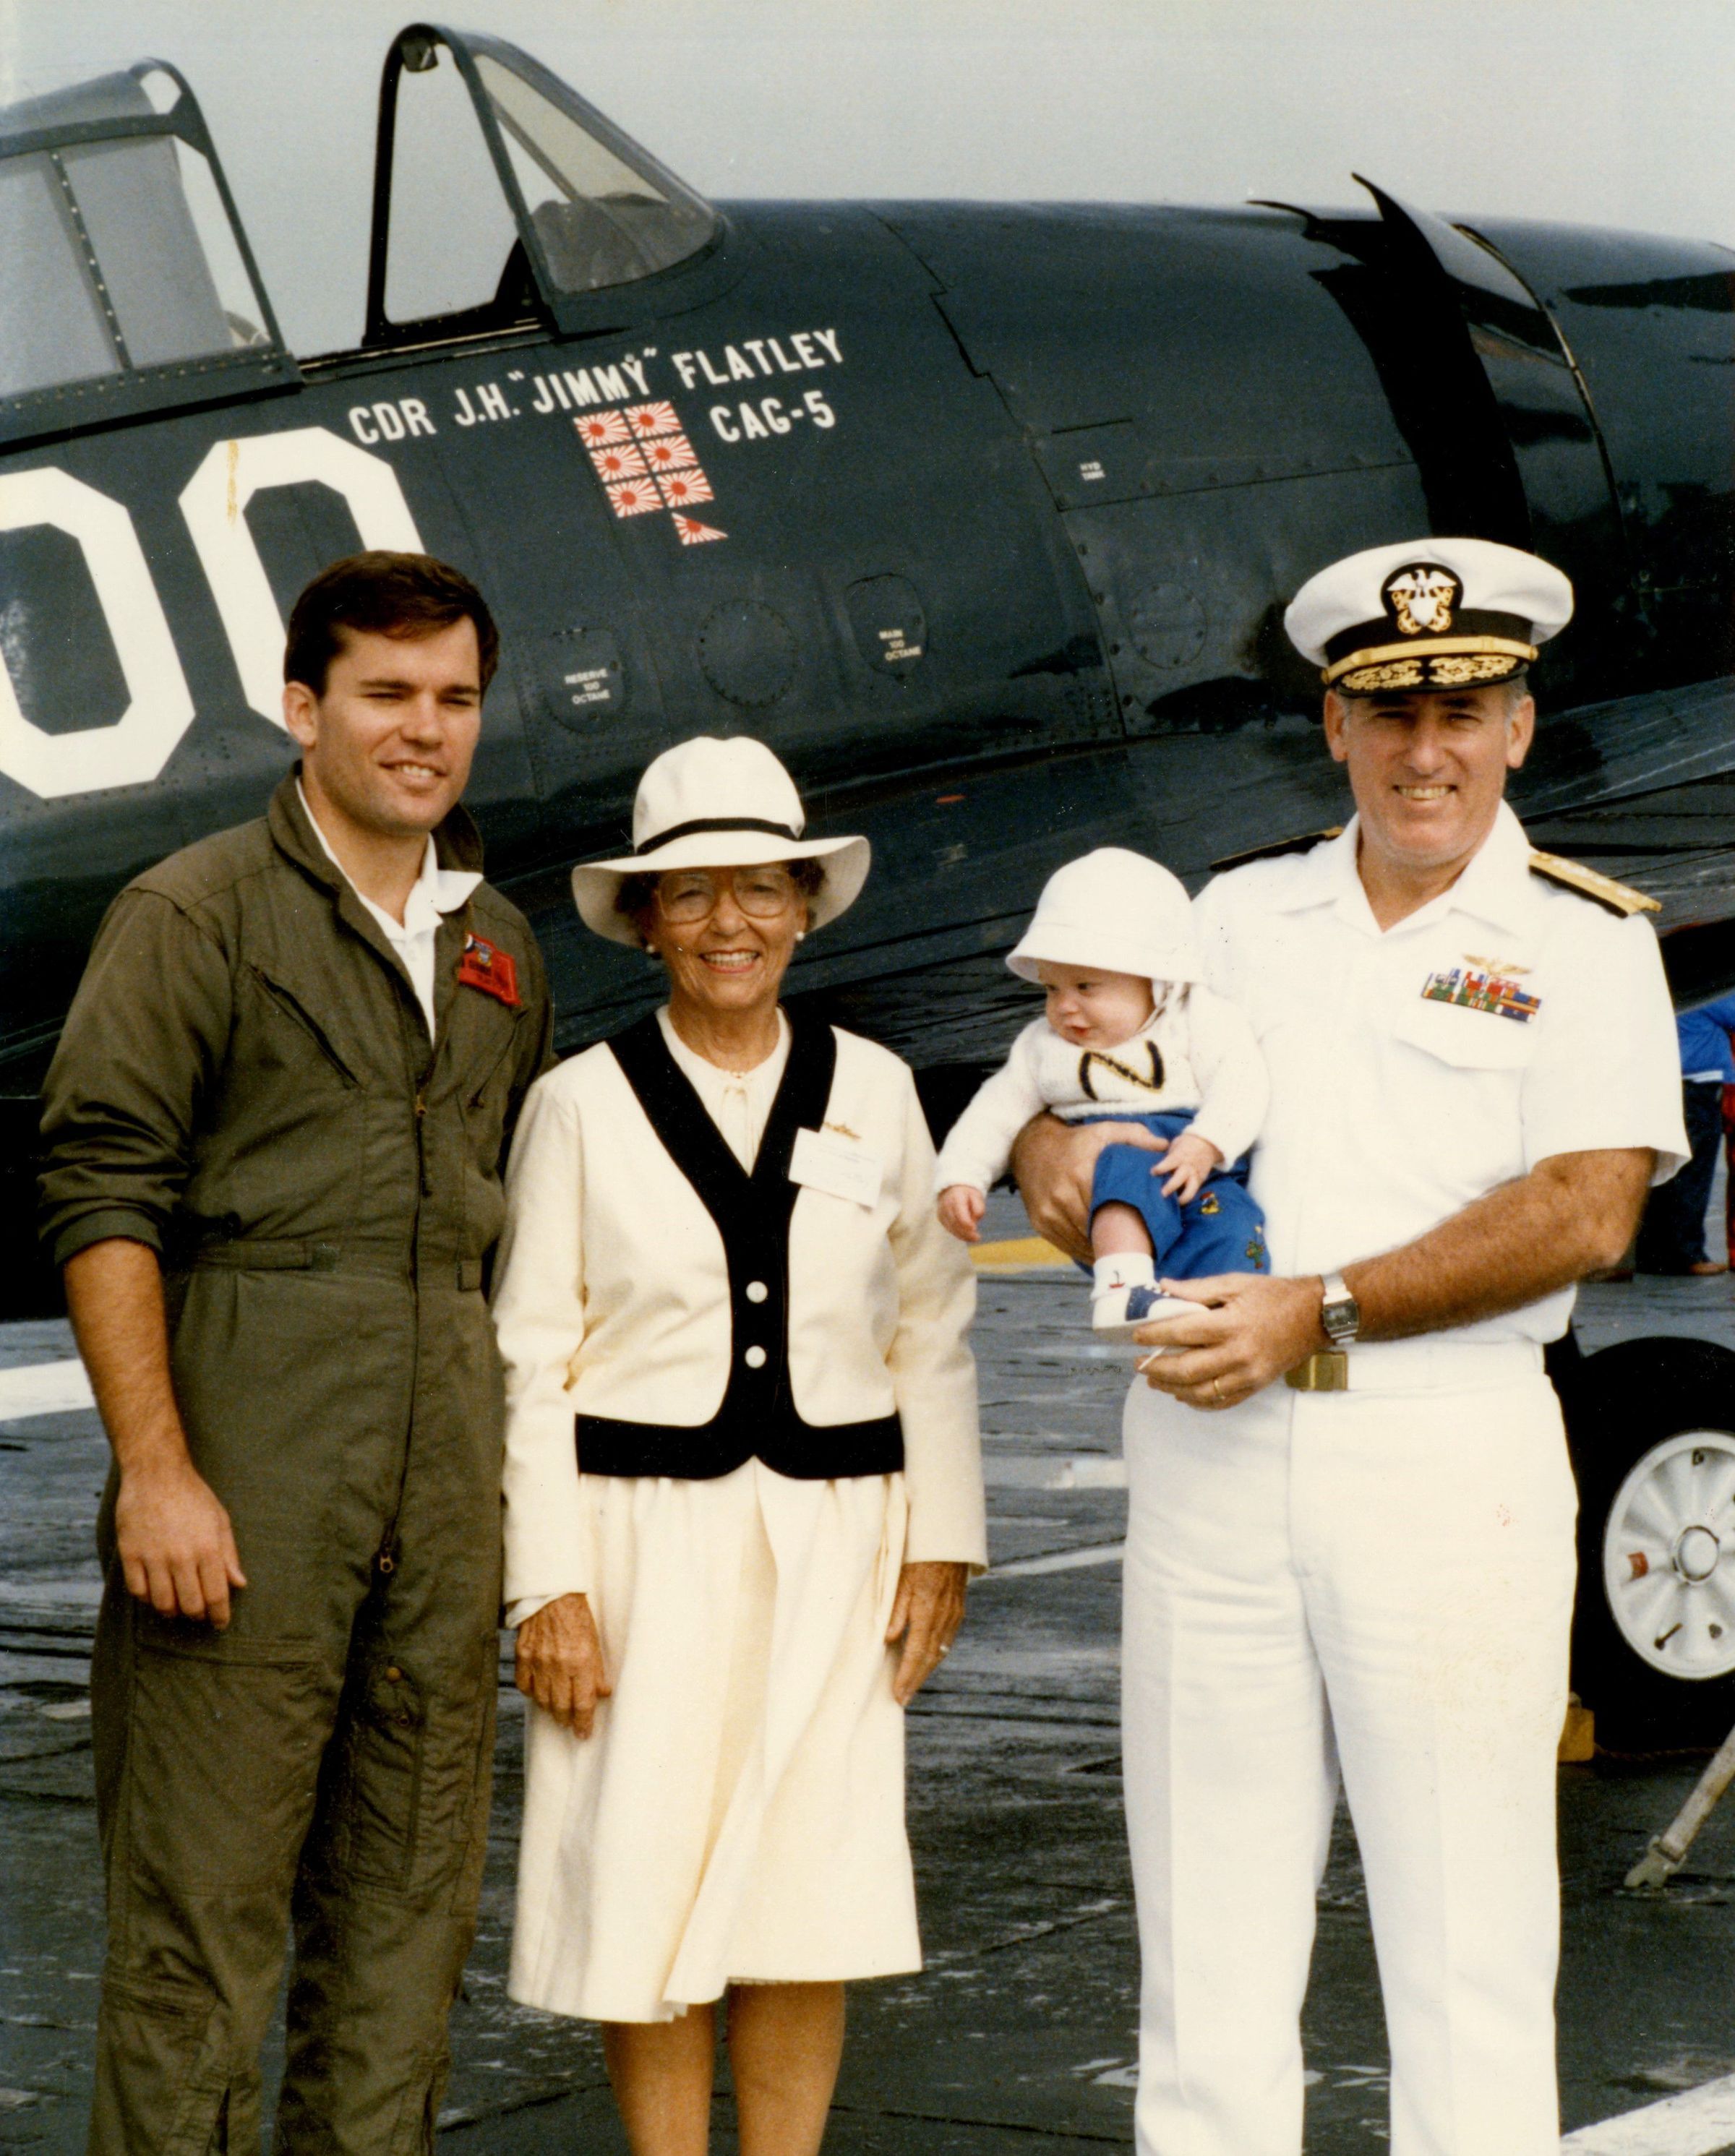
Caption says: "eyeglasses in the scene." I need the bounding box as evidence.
[656,867,801,923]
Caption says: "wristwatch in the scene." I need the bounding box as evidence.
[1319,1271,1361,1348]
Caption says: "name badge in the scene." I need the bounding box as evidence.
[789,1125,881,1208]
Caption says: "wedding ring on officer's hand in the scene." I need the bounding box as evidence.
[937,1644,951,1656]
[1212,1376,1225,1402]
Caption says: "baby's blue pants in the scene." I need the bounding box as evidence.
[1081,1110,1269,1279]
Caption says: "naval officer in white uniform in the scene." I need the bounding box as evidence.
[1014,538,1688,2156]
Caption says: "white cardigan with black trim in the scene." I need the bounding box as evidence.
[494,1018,987,1612]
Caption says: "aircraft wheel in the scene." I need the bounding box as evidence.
[1568,1337,1735,1748]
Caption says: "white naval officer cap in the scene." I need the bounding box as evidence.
[1007,848,1200,987]
[1285,537,1573,695]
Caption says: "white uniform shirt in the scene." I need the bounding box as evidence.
[1194,801,1688,1346]
[297,781,482,1036]
[934,987,1267,1194]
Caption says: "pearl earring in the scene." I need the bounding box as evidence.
[794,930,806,942]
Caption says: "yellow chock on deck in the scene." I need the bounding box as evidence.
[970,1236,1069,1270]
[1558,1695,1594,1764]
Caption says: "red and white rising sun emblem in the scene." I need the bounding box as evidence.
[641,432,698,472]
[581,403,728,541]
[625,400,681,439]
[604,478,663,518]
[574,411,630,447]
[589,443,648,483]
[656,468,714,507]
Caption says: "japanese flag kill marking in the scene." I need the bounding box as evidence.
[590,442,648,482]
[641,432,698,472]
[606,478,663,518]
[580,402,729,542]
[575,411,630,446]
[657,467,715,507]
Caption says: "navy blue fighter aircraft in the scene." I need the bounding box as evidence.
[1,23,1732,1736]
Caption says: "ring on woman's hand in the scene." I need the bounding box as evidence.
[937,1644,951,1656]
[1212,1376,1225,1402]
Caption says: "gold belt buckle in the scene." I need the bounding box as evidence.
[1285,1350,1349,1392]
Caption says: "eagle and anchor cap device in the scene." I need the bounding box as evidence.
[1007,847,1201,987]
[571,734,871,945]
[1286,537,1575,695]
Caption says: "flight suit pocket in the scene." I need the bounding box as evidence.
[92,1969,236,2156]
[330,1659,429,1891]
[245,965,361,1089]
[125,1631,328,1898]
[459,1011,525,1161]
[465,1016,521,1106]
[327,1633,497,1897]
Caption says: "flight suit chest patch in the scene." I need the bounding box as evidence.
[456,935,519,1008]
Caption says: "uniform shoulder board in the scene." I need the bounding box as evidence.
[1528,848,1661,916]
[1211,826,1343,874]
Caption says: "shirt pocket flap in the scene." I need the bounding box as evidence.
[1393,995,1538,1071]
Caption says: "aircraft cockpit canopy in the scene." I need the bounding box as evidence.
[367,25,720,344]
[0,64,293,443]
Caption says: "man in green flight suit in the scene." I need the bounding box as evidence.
[38,551,553,2153]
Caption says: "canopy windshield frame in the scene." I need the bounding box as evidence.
[0,60,296,448]
[363,22,724,351]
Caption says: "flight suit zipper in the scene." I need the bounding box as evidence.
[377,1049,437,1582]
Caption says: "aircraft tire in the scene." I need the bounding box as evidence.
[1566,1336,1735,1751]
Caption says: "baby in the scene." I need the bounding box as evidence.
[935,848,1270,1341]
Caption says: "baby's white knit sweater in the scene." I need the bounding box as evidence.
[934,986,1268,1195]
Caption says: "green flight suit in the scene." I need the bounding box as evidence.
[38,775,553,2155]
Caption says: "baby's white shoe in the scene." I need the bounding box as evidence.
[1091,1283,1194,1345]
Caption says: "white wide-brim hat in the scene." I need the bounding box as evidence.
[570,734,870,947]
[1007,848,1201,986]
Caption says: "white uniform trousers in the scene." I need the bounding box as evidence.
[1121,1348,1576,2156]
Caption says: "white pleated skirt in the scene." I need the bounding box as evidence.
[510,1460,920,2022]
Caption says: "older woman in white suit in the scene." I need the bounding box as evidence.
[492,734,985,2156]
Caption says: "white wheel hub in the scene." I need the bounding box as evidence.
[1603,1430,1735,1678]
